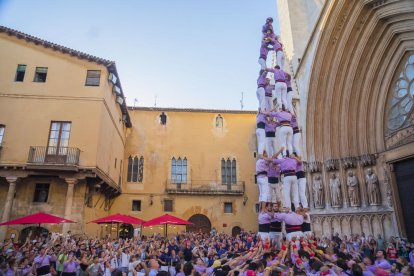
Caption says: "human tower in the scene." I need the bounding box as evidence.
[255,18,310,242]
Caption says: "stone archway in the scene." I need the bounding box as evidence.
[20,226,49,242]
[231,226,241,237]
[186,214,211,234]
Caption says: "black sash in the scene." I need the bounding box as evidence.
[270,221,282,232]
[37,265,51,275]
[296,171,305,179]
[302,223,311,232]
[285,224,302,233]
[258,223,270,232]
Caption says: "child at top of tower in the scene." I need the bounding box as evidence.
[262,17,274,36]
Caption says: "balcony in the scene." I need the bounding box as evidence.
[165,180,245,195]
[27,146,80,171]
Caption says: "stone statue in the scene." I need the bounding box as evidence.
[329,173,342,207]
[366,168,381,205]
[347,171,360,207]
[313,175,324,208]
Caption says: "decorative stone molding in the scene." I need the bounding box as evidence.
[341,157,357,169]
[325,159,339,171]
[385,125,414,149]
[359,154,376,167]
[308,161,322,173]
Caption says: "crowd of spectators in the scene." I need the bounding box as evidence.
[0,229,413,276]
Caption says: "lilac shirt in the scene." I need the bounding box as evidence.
[63,261,79,273]
[258,212,272,225]
[269,111,292,123]
[256,159,269,176]
[285,72,291,87]
[34,254,56,267]
[257,71,267,87]
[269,68,286,82]
[268,164,281,178]
[274,212,304,225]
[262,23,273,35]
[265,121,277,133]
[273,157,298,172]
[256,113,267,124]
[296,162,304,173]
[264,84,273,97]
[374,259,392,270]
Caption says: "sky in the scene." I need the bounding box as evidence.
[0,0,278,110]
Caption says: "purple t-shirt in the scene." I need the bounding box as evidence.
[269,68,286,82]
[268,164,281,178]
[274,212,303,225]
[273,157,298,172]
[269,111,292,123]
[290,115,298,129]
[265,121,277,133]
[257,113,267,124]
[257,71,267,87]
[296,162,304,173]
[258,212,272,225]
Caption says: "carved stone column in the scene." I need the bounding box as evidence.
[0,177,18,240]
[62,178,78,234]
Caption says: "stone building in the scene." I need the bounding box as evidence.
[277,0,414,240]
[0,26,259,239]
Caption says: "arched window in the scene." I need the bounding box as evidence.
[171,157,187,183]
[221,158,237,184]
[387,53,414,133]
[216,114,223,128]
[127,156,144,183]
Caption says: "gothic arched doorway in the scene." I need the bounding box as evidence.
[232,226,241,237]
[186,214,211,234]
[119,224,133,239]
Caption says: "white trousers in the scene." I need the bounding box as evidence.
[264,96,274,111]
[268,183,281,203]
[283,175,299,209]
[286,231,303,241]
[278,126,293,157]
[256,128,266,154]
[274,82,287,110]
[257,176,269,202]
[276,50,284,69]
[258,58,267,70]
[256,87,267,111]
[265,136,277,157]
[258,232,270,241]
[293,132,302,156]
[298,177,308,208]
[286,91,294,112]
[269,231,283,250]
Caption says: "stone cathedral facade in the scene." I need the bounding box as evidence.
[277,0,414,241]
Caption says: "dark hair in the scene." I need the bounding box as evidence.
[248,262,258,271]
[183,262,193,276]
[336,259,348,271]
[311,260,323,272]
[351,264,363,276]
[175,263,182,273]
[298,249,310,260]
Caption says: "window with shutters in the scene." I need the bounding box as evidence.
[127,156,144,183]
[224,202,233,214]
[164,199,173,212]
[171,157,187,183]
[34,67,48,82]
[132,200,142,211]
[0,125,5,146]
[85,70,101,86]
[33,183,50,203]
[221,158,237,184]
[15,64,26,82]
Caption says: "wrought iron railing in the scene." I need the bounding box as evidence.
[165,179,245,195]
[27,146,80,165]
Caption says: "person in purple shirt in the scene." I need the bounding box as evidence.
[269,203,283,250]
[256,70,270,112]
[262,17,274,37]
[266,66,287,111]
[274,209,304,241]
[34,247,57,276]
[272,151,301,210]
[285,72,294,112]
[291,115,302,157]
[63,253,79,276]
[267,108,293,157]
[267,162,282,204]
[258,203,273,242]
[258,29,276,69]
[275,35,284,69]
[256,151,269,211]
[256,111,267,155]
[375,250,392,271]
[265,117,278,157]
[294,154,308,209]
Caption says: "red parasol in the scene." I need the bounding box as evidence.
[0,212,75,226]
[143,214,192,236]
[88,214,145,225]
